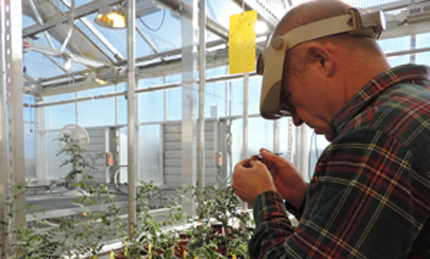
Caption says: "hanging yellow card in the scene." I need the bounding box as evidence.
[229,10,257,75]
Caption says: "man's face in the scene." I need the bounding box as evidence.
[282,48,337,141]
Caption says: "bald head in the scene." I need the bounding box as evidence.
[275,0,352,36]
[274,0,384,56]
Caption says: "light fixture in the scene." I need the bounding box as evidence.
[95,78,108,85]
[63,55,72,72]
[94,5,126,29]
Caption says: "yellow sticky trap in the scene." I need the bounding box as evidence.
[229,10,257,75]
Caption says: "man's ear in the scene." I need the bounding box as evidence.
[306,43,334,77]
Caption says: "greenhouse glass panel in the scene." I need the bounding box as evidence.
[249,77,263,115]
[341,0,399,8]
[136,9,182,53]
[387,55,411,67]
[207,0,243,30]
[140,77,164,88]
[417,32,430,49]
[206,65,229,78]
[78,86,115,127]
[74,19,118,62]
[205,82,227,118]
[22,13,36,27]
[231,79,245,117]
[416,52,430,66]
[167,88,182,121]
[23,52,65,79]
[230,119,244,166]
[139,124,163,186]
[45,103,77,130]
[140,91,164,123]
[166,73,182,84]
[378,36,411,54]
[248,117,274,156]
[117,83,128,125]
[75,0,93,5]
[231,118,274,163]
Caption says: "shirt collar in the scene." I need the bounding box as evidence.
[332,64,430,136]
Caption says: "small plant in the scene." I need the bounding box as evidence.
[2,135,113,259]
[56,134,103,188]
[114,181,185,259]
[178,185,254,259]
[3,134,254,258]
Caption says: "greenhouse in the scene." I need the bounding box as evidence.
[1,0,430,258]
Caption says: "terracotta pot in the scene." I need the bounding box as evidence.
[174,233,191,257]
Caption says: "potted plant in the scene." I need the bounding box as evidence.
[113,181,182,259]
[3,133,253,258]
[175,185,253,259]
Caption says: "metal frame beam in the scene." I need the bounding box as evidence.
[23,0,123,38]
[29,0,56,49]
[31,46,230,96]
[61,0,125,62]
[198,0,207,193]
[31,38,229,87]
[1,0,26,255]
[29,36,430,97]
[30,66,259,100]
[126,0,137,228]
[180,0,198,216]
[380,21,430,40]
[27,41,109,67]
[370,0,428,12]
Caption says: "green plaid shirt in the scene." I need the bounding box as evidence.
[250,64,430,259]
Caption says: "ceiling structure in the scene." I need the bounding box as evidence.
[21,0,430,98]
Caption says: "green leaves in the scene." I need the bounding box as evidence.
[3,162,253,259]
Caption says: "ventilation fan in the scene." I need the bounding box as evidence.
[58,124,90,151]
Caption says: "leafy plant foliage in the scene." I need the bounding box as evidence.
[1,135,254,258]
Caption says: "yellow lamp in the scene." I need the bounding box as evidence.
[94,6,126,29]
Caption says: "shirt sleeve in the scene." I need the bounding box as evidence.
[249,129,430,259]
[284,197,306,221]
[249,191,295,259]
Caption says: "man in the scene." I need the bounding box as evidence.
[232,1,430,258]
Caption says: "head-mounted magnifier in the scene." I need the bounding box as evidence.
[258,8,385,119]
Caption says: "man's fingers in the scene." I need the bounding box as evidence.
[249,159,263,167]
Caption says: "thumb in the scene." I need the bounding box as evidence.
[260,148,285,164]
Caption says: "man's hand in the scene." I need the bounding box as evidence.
[232,158,277,206]
[258,148,307,210]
